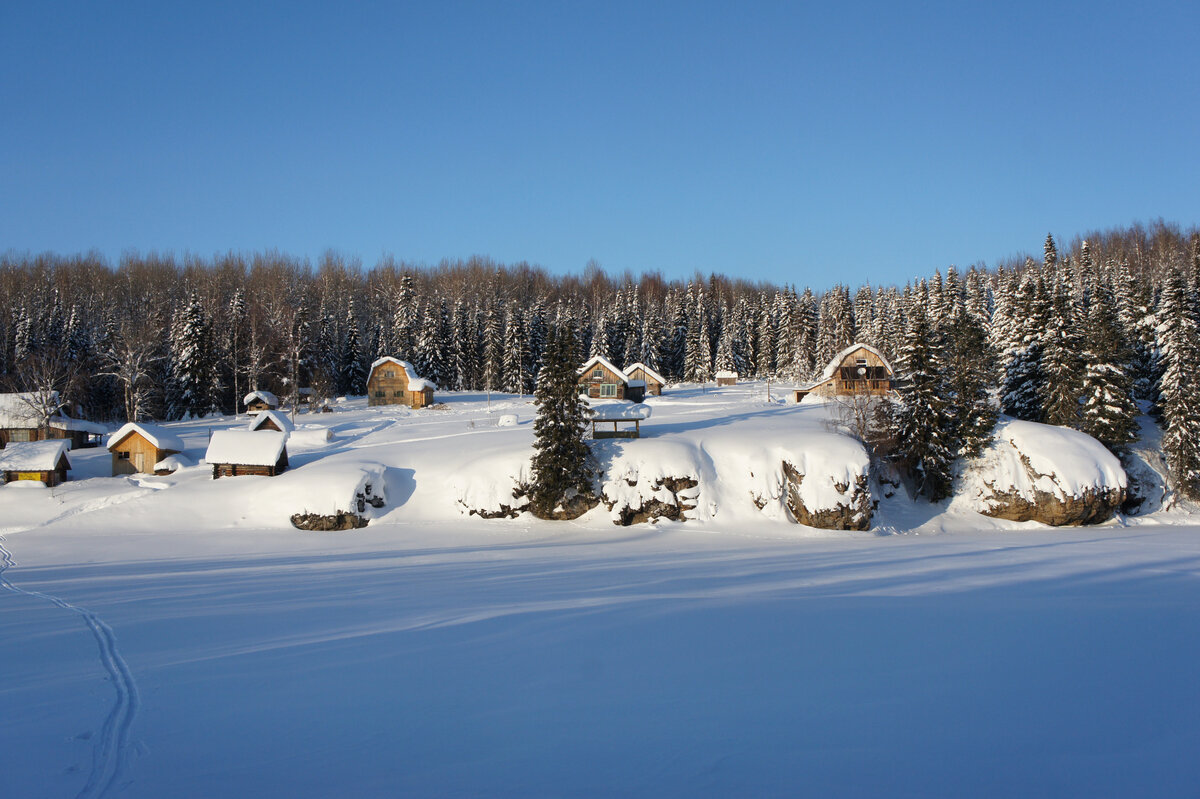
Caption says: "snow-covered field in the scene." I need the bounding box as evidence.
[3,386,1199,797]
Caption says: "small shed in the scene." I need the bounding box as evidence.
[108,423,186,476]
[367,357,436,409]
[0,440,71,487]
[577,356,645,403]
[205,430,289,478]
[624,363,666,396]
[244,390,280,415]
[248,410,295,434]
[587,401,652,439]
[715,370,738,387]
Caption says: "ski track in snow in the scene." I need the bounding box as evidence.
[0,536,140,799]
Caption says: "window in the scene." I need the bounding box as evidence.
[394,390,404,397]
[856,359,868,366]
[375,391,385,398]
[592,368,603,379]
[117,451,130,460]
[9,429,32,442]
[384,370,395,378]
[600,383,617,397]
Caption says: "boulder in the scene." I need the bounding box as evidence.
[290,511,369,531]
[964,419,1127,526]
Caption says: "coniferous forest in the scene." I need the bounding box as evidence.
[2,219,1199,497]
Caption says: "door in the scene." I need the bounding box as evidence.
[134,452,145,473]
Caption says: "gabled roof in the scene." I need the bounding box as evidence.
[818,343,894,381]
[108,423,186,453]
[369,357,438,391]
[0,440,71,471]
[243,390,279,406]
[625,362,666,385]
[578,355,629,383]
[715,370,738,379]
[248,410,295,433]
[205,430,288,467]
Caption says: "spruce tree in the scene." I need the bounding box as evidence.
[529,325,594,518]
[891,298,955,501]
[942,302,998,458]
[1157,268,1200,499]
[1079,287,1138,451]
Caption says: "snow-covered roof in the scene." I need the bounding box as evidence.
[626,379,646,388]
[248,410,295,433]
[243,390,279,407]
[205,430,288,467]
[578,355,629,383]
[369,357,438,391]
[587,400,653,420]
[49,418,108,434]
[108,423,185,452]
[715,370,738,379]
[0,392,60,427]
[0,440,71,472]
[818,343,894,382]
[155,453,195,472]
[625,362,666,385]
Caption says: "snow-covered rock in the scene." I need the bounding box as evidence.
[962,418,1127,526]
[782,462,872,530]
[597,440,699,525]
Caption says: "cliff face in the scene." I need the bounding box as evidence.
[963,419,1127,526]
[782,462,872,530]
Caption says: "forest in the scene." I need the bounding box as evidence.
[1,219,1198,498]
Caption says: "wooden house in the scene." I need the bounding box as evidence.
[205,430,289,478]
[243,390,280,415]
[107,423,186,476]
[367,357,436,409]
[248,410,295,434]
[624,362,666,396]
[587,401,652,439]
[715,370,738,387]
[794,343,895,402]
[577,356,645,403]
[0,392,106,449]
[0,440,71,487]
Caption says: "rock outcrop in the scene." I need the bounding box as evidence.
[782,462,872,530]
[604,476,699,526]
[291,511,369,530]
[964,419,1127,526]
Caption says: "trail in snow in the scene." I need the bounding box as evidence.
[0,537,140,799]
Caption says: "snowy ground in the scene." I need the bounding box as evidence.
[2,386,1199,797]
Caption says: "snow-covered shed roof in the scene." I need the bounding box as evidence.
[0,392,59,427]
[369,357,438,392]
[243,390,279,407]
[0,440,71,472]
[205,430,288,467]
[49,418,108,434]
[818,343,894,381]
[578,355,629,383]
[155,453,195,472]
[625,362,666,385]
[587,400,653,420]
[715,370,738,379]
[248,410,295,433]
[108,423,185,453]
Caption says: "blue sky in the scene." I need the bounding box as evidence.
[2,1,1197,288]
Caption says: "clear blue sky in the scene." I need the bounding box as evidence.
[2,0,1197,288]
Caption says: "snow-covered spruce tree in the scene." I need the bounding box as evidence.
[890,296,955,501]
[1039,287,1084,428]
[339,301,366,395]
[169,293,219,419]
[528,324,594,519]
[1000,274,1047,421]
[502,302,529,394]
[1079,286,1138,451]
[941,302,998,458]
[1156,268,1200,499]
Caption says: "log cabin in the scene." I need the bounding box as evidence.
[0,439,71,487]
[715,370,738,387]
[108,423,186,476]
[624,362,666,396]
[0,392,106,449]
[577,356,646,403]
[248,410,295,434]
[794,343,895,402]
[205,430,289,478]
[366,357,436,409]
[243,390,280,415]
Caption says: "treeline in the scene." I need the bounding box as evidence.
[1,219,1199,496]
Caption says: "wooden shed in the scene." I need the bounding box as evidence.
[577,356,645,403]
[0,392,105,449]
[624,362,666,396]
[243,390,280,415]
[795,343,895,401]
[248,410,295,434]
[108,423,186,476]
[205,430,289,478]
[715,370,738,387]
[367,357,436,409]
[0,440,71,487]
